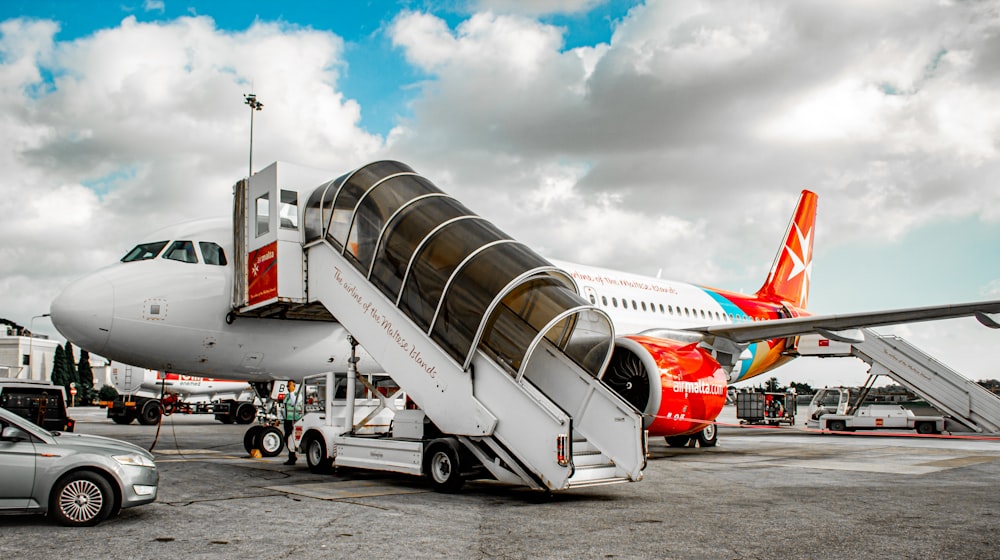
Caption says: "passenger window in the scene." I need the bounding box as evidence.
[641,301,647,311]
[612,297,618,308]
[199,242,228,266]
[121,241,168,262]
[589,295,596,304]
[601,296,608,306]
[280,190,298,230]
[659,304,665,313]
[163,240,198,263]
[631,300,637,310]
[256,193,270,237]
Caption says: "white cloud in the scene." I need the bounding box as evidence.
[2,1,998,387]
[0,15,383,330]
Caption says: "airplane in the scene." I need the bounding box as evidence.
[49,162,1000,453]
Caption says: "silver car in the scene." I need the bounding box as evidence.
[0,406,158,526]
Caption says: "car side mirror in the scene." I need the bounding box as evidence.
[1,426,28,442]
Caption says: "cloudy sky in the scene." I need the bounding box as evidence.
[2,0,998,388]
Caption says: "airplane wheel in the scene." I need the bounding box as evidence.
[137,400,161,425]
[696,424,718,447]
[258,426,285,457]
[235,403,257,424]
[665,436,692,448]
[425,440,464,492]
[305,436,333,474]
[243,425,264,454]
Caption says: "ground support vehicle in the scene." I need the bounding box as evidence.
[0,406,157,526]
[736,390,797,426]
[806,387,945,434]
[104,393,257,426]
[0,380,75,432]
[235,162,647,491]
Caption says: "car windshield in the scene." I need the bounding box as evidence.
[0,406,52,438]
[122,240,169,262]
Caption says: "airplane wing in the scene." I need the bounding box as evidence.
[688,299,1000,345]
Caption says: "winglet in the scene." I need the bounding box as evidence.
[757,190,818,309]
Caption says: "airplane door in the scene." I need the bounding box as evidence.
[0,420,36,508]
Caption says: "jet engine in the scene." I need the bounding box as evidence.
[602,334,728,437]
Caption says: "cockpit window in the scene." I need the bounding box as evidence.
[163,240,198,263]
[199,242,227,266]
[121,241,168,262]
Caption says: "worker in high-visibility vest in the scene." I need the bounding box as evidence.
[282,381,304,465]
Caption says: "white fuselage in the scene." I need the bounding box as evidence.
[51,219,376,383]
[50,220,762,385]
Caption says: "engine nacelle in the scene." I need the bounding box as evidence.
[603,335,727,437]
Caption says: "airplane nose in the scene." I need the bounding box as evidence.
[50,272,114,354]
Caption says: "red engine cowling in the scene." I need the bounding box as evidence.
[603,335,727,437]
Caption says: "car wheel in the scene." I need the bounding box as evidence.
[258,426,285,457]
[49,472,115,527]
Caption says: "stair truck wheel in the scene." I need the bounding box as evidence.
[137,399,161,426]
[665,435,692,448]
[243,425,264,454]
[915,421,936,435]
[257,426,285,457]
[305,434,333,474]
[828,420,847,433]
[696,424,718,447]
[235,402,257,424]
[424,439,464,492]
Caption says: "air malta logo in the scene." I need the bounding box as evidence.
[783,222,813,306]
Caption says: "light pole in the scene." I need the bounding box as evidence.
[26,313,50,380]
[244,93,264,177]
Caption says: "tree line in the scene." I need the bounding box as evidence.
[50,341,96,405]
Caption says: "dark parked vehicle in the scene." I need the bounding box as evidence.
[0,406,158,526]
[0,380,75,432]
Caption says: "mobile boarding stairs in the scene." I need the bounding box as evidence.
[794,329,1000,434]
[232,161,646,491]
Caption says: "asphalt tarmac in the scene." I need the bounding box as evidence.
[2,406,999,559]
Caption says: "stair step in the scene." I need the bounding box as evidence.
[573,450,611,468]
[568,461,629,487]
[569,463,621,484]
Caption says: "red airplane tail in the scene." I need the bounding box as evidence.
[756,190,817,309]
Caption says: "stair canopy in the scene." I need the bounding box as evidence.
[303,161,614,379]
